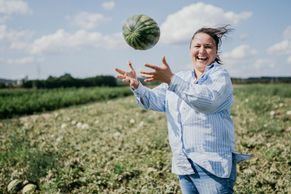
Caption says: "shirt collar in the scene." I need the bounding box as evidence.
[192,62,218,83]
[206,63,216,70]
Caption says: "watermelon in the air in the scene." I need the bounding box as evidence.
[122,14,160,50]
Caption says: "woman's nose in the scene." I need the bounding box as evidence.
[199,47,206,54]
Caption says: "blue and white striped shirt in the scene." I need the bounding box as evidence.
[133,63,249,178]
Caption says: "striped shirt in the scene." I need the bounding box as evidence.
[132,63,250,178]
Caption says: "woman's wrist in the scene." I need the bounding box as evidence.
[130,79,139,89]
[166,73,174,85]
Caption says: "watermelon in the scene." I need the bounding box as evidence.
[122,14,160,50]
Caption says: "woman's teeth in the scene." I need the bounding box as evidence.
[197,57,207,61]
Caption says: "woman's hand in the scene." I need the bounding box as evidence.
[115,61,139,89]
[140,56,173,84]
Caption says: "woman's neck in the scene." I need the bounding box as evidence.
[194,68,204,80]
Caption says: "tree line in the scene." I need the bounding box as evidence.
[22,74,118,88]
[231,77,291,84]
[1,74,291,89]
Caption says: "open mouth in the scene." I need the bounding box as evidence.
[197,56,208,61]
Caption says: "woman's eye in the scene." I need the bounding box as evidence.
[205,45,213,49]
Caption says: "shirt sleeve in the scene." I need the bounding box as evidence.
[168,68,233,113]
[132,82,168,112]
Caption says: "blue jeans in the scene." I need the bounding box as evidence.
[178,158,237,194]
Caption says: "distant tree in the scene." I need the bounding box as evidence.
[0,83,5,88]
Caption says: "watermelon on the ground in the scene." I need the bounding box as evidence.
[122,14,160,50]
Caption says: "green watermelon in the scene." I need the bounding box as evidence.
[122,14,160,50]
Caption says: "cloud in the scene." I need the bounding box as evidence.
[0,0,31,22]
[29,29,124,55]
[222,44,290,77]
[253,58,275,69]
[268,40,290,54]
[268,26,291,63]
[101,1,115,10]
[0,56,43,66]
[0,24,124,55]
[221,44,259,77]
[70,12,111,30]
[222,44,256,61]
[160,2,252,44]
[8,56,42,65]
[0,24,33,48]
[284,26,291,39]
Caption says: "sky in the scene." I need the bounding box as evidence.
[1,0,291,80]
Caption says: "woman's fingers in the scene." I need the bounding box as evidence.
[162,56,169,68]
[140,74,152,79]
[115,68,131,79]
[117,74,131,84]
[128,61,135,72]
[144,64,160,70]
[123,77,131,83]
[141,64,157,79]
[144,78,154,82]
[140,71,155,79]
[140,71,154,75]
[116,75,126,79]
[115,62,139,87]
[115,68,126,75]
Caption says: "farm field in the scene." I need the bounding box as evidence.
[0,84,290,193]
[0,87,132,119]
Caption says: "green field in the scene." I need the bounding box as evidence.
[0,84,290,193]
[0,87,132,119]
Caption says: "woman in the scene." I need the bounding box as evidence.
[115,25,250,194]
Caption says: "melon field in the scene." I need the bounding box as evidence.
[0,84,290,193]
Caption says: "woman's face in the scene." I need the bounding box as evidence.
[190,32,217,72]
